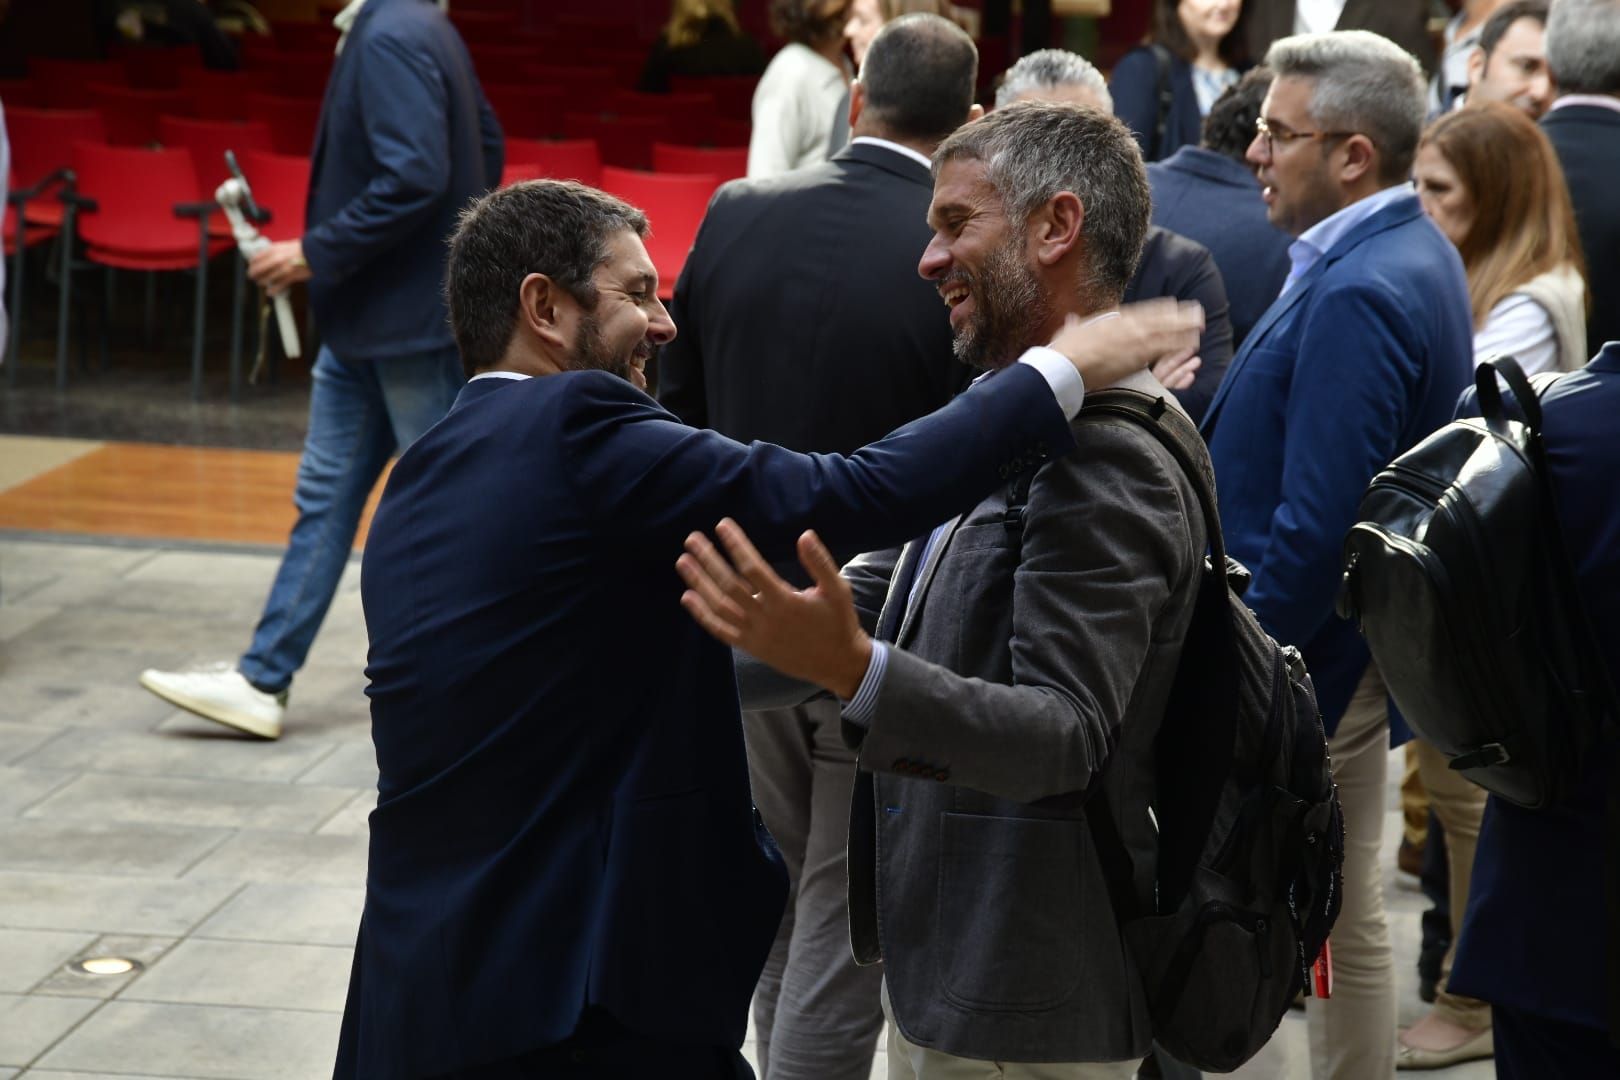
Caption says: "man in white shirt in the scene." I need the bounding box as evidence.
[1463,0,1553,117]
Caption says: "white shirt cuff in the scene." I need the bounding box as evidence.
[840,640,890,728]
[1016,346,1086,420]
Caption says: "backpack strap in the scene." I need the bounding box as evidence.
[1149,44,1175,161]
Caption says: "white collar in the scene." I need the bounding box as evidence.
[469,370,532,382]
[848,136,934,172]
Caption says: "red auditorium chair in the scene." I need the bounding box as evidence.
[564,113,661,170]
[60,143,231,396]
[5,107,107,229]
[467,45,545,84]
[29,59,127,108]
[450,9,521,41]
[157,116,275,226]
[236,35,283,71]
[481,83,566,140]
[119,44,204,89]
[503,137,603,187]
[653,143,747,184]
[0,78,45,107]
[88,84,192,146]
[180,68,277,122]
[610,91,716,147]
[246,92,323,155]
[5,168,67,379]
[273,51,335,98]
[598,166,716,299]
[525,65,617,98]
[272,21,341,52]
[708,119,752,148]
[670,76,758,124]
[235,149,311,243]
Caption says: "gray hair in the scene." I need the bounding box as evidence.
[994,48,1113,112]
[1546,0,1620,94]
[933,101,1150,303]
[1265,30,1427,182]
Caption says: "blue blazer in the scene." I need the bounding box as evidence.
[1201,193,1474,731]
[1110,47,1202,163]
[1148,146,1293,348]
[1450,343,1620,1032]
[301,0,503,361]
[335,365,1077,1078]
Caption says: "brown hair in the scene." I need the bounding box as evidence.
[770,0,852,46]
[1420,102,1587,327]
[664,0,741,50]
[1151,0,1248,68]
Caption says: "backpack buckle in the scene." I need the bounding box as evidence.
[1449,743,1511,770]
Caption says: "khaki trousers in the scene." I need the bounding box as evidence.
[1411,739,1491,1031]
[880,981,1137,1080]
[1306,664,1396,1080]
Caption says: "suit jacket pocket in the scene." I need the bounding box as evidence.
[936,812,1085,1011]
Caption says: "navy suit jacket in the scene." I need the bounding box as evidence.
[1542,103,1620,352]
[1123,224,1233,425]
[1148,146,1293,349]
[1451,343,1620,1031]
[1201,192,1474,731]
[1111,47,1202,163]
[335,365,1076,1078]
[302,0,502,360]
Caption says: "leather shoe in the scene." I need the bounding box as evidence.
[1396,1026,1493,1070]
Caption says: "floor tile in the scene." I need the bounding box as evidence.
[0,872,238,936]
[9,686,179,734]
[33,935,178,1000]
[0,929,96,993]
[313,792,373,839]
[0,723,57,767]
[0,768,73,818]
[122,551,280,589]
[0,541,155,579]
[0,602,58,644]
[23,775,355,832]
[35,1000,342,1079]
[122,939,351,1013]
[182,831,367,889]
[0,992,99,1067]
[293,741,374,788]
[192,883,364,948]
[16,729,338,785]
[0,820,228,879]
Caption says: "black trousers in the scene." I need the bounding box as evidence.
[1494,1004,1620,1079]
[430,1009,755,1080]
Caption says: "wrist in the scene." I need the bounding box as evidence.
[829,633,873,701]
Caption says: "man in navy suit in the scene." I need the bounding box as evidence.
[1449,342,1620,1078]
[337,179,1202,1079]
[139,0,503,740]
[1200,31,1474,1079]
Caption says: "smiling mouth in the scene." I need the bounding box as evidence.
[940,282,970,309]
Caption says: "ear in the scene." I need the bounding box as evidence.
[1338,133,1378,186]
[1028,190,1084,267]
[849,80,865,132]
[967,102,985,123]
[518,272,570,350]
[1465,44,1486,92]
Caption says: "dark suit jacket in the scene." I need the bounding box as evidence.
[1202,192,1474,732]
[335,363,1077,1079]
[1110,46,1203,163]
[1450,343,1620,1032]
[302,0,502,360]
[1542,102,1620,352]
[1242,0,1436,72]
[659,141,969,454]
[1124,224,1234,424]
[1149,146,1293,350]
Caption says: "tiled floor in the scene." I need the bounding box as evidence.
[0,529,1494,1078]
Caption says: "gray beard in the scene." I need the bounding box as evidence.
[951,237,1053,371]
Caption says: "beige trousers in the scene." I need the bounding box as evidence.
[1306,664,1396,1080]
[1411,738,1491,1031]
[880,981,1137,1080]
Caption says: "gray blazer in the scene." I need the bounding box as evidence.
[738,370,1207,1062]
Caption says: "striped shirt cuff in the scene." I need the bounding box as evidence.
[841,641,890,729]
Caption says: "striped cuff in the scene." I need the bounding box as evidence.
[841,641,890,729]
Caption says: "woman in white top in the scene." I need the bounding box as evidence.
[747,0,853,178]
[1414,101,1588,375]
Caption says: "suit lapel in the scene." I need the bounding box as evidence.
[876,539,924,643]
[896,513,966,647]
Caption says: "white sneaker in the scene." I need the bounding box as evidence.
[139,663,286,740]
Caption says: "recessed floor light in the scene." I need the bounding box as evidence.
[72,956,142,976]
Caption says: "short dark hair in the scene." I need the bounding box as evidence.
[445,181,648,378]
[1201,65,1272,163]
[1153,0,1248,68]
[1480,0,1549,59]
[935,101,1151,304]
[770,0,849,46]
[859,14,977,142]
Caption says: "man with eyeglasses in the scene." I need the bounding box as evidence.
[1199,30,1474,1080]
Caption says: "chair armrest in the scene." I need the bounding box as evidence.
[59,189,98,213]
[9,167,74,203]
[174,201,220,219]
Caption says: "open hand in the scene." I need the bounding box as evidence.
[1152,350,1202,391]
[1047,298,1203,389]
[676,519,873,700]
[248,239,312,297]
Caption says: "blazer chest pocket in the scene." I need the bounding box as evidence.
[936,812,1084,1011]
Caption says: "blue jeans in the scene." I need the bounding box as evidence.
[239,344,462,693]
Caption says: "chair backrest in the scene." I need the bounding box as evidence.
[180,69,277,122]
[652,143,747,184]
[272,51,335,98]
[467,45,545,84]
[503,137,603,187]
[29,58,127,108]
[245,93,324,155]
[670,76,759,124]
[121,44,204,89]
[450,9,522,41]
[271,21,341,53]
[482,83,566,140]
[71,142,205,255]
[236,35,284,72]
[0,78,44,108]
[598,166,717,298]
[89,84,192,146]
[610,91,716,147]
[6,107,108,187]
[158,116,276,200]
[563,113,660,170]
[236,149,313,242]
[708,118,752,148]
[526,65,617,98]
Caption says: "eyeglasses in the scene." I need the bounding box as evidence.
[1254,116,1361,155]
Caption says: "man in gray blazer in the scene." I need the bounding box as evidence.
[676,101,1208,1079]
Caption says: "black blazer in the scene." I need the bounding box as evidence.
[1242,0,1436,72]
[1123,225,1235,425]
[1110,46,1203,163]
[658,140,970,456]
[1543,103,1620,351]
